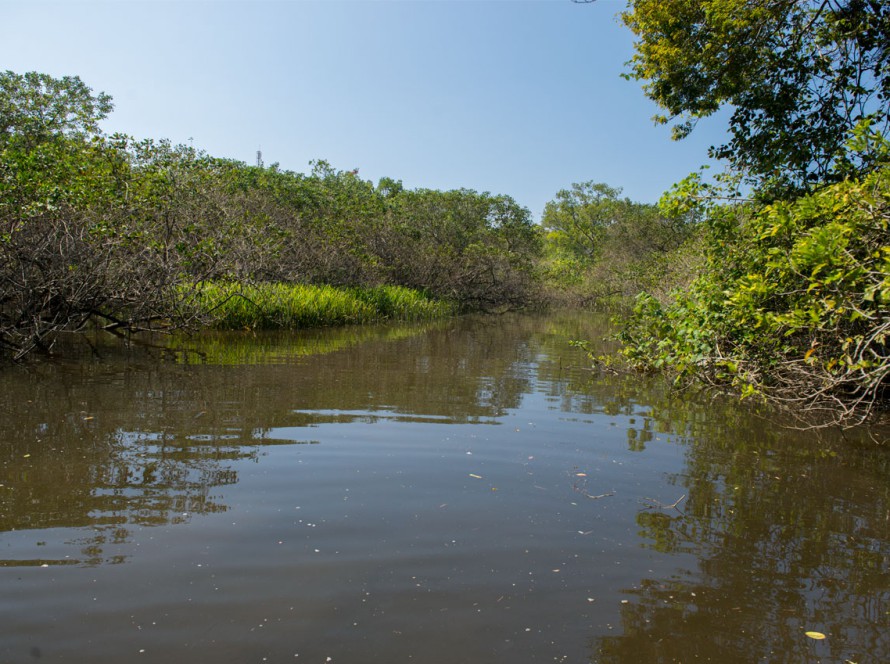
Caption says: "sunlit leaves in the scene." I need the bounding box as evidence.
[620,166,890,424]
[541,181,698,306]
[622,1,890,197]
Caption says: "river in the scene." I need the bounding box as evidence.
[1,313,887,663]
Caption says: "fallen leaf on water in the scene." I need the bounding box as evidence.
[469,474,483,479]
[805,631,826,640]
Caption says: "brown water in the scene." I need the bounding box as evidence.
[1,313,887,663]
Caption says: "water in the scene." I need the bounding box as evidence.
[0,313,887,663]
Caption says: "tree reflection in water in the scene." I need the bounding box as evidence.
[0,313,886,664]
[591,395,890,663]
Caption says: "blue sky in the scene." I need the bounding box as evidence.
[1,0,728,220]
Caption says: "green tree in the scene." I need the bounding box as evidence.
[621,0,890,198]
[0,73,211,357]
[609,2,890,424]
[0,70,112,149]
[541,182,697,306]
[541,181,625,262]
[0,70,547,359]
[381,188,541,309]
[620,166,890,424]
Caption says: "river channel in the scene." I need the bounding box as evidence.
[1,313,887,663]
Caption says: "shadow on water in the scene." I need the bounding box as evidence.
[0,312,887,663]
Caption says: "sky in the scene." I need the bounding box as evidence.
[1,0,729,220]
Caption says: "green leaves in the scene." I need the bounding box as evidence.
[613,2,889,424]
[622,1,890,198]
[540,181,698,307]
[620,166,890,424]
[0,71,112,150]
[0,70,546,359]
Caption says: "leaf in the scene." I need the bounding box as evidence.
[804,631,826,640]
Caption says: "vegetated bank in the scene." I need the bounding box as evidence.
[608,0,890,427]
[0,71,541,360]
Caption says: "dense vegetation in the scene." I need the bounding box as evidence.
[539,180,700,308]
[0,71,540,359]
[5,0,889,432]
[194,283,454,330]
[614,0,889,425]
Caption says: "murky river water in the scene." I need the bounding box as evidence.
[1,313,887,663]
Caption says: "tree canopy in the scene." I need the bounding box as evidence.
[621,0,890,198]
[0,70,112,148]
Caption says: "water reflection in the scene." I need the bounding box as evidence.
[595,413,890,663]
[0,313,887,664]
[0,315,590,566]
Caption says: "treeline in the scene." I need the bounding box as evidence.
[538,181,699,309]
[0,71,540,359]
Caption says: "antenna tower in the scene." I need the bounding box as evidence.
[256,148,263,168]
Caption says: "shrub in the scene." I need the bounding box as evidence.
[620,167,890,425]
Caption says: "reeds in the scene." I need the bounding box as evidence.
[191,282,454,330]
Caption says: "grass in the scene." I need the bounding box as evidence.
[190,281,455,330]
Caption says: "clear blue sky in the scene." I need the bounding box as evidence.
[1,0,728,220]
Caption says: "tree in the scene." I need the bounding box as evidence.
[0,70,113,148]
[380,188,541,309]
[541,182,626,261]
[607,2,890,424]
[620,165,890,425]
[0,73,204,357]
[621,0,890,198]
[0,70,548,359]
[540,182,697,306]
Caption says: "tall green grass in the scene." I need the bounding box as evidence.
[191,282,454,330]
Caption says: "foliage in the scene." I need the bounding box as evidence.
[541,181,624,262]
[380,188,542,310]
[193,282,454,330]
[540,181,698,307]
[0,70,113,148]
[611,1,890,424]
[622,0,890,198]
[620,166,890,424]
[0,73,194,358]
[0,70,543,360]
